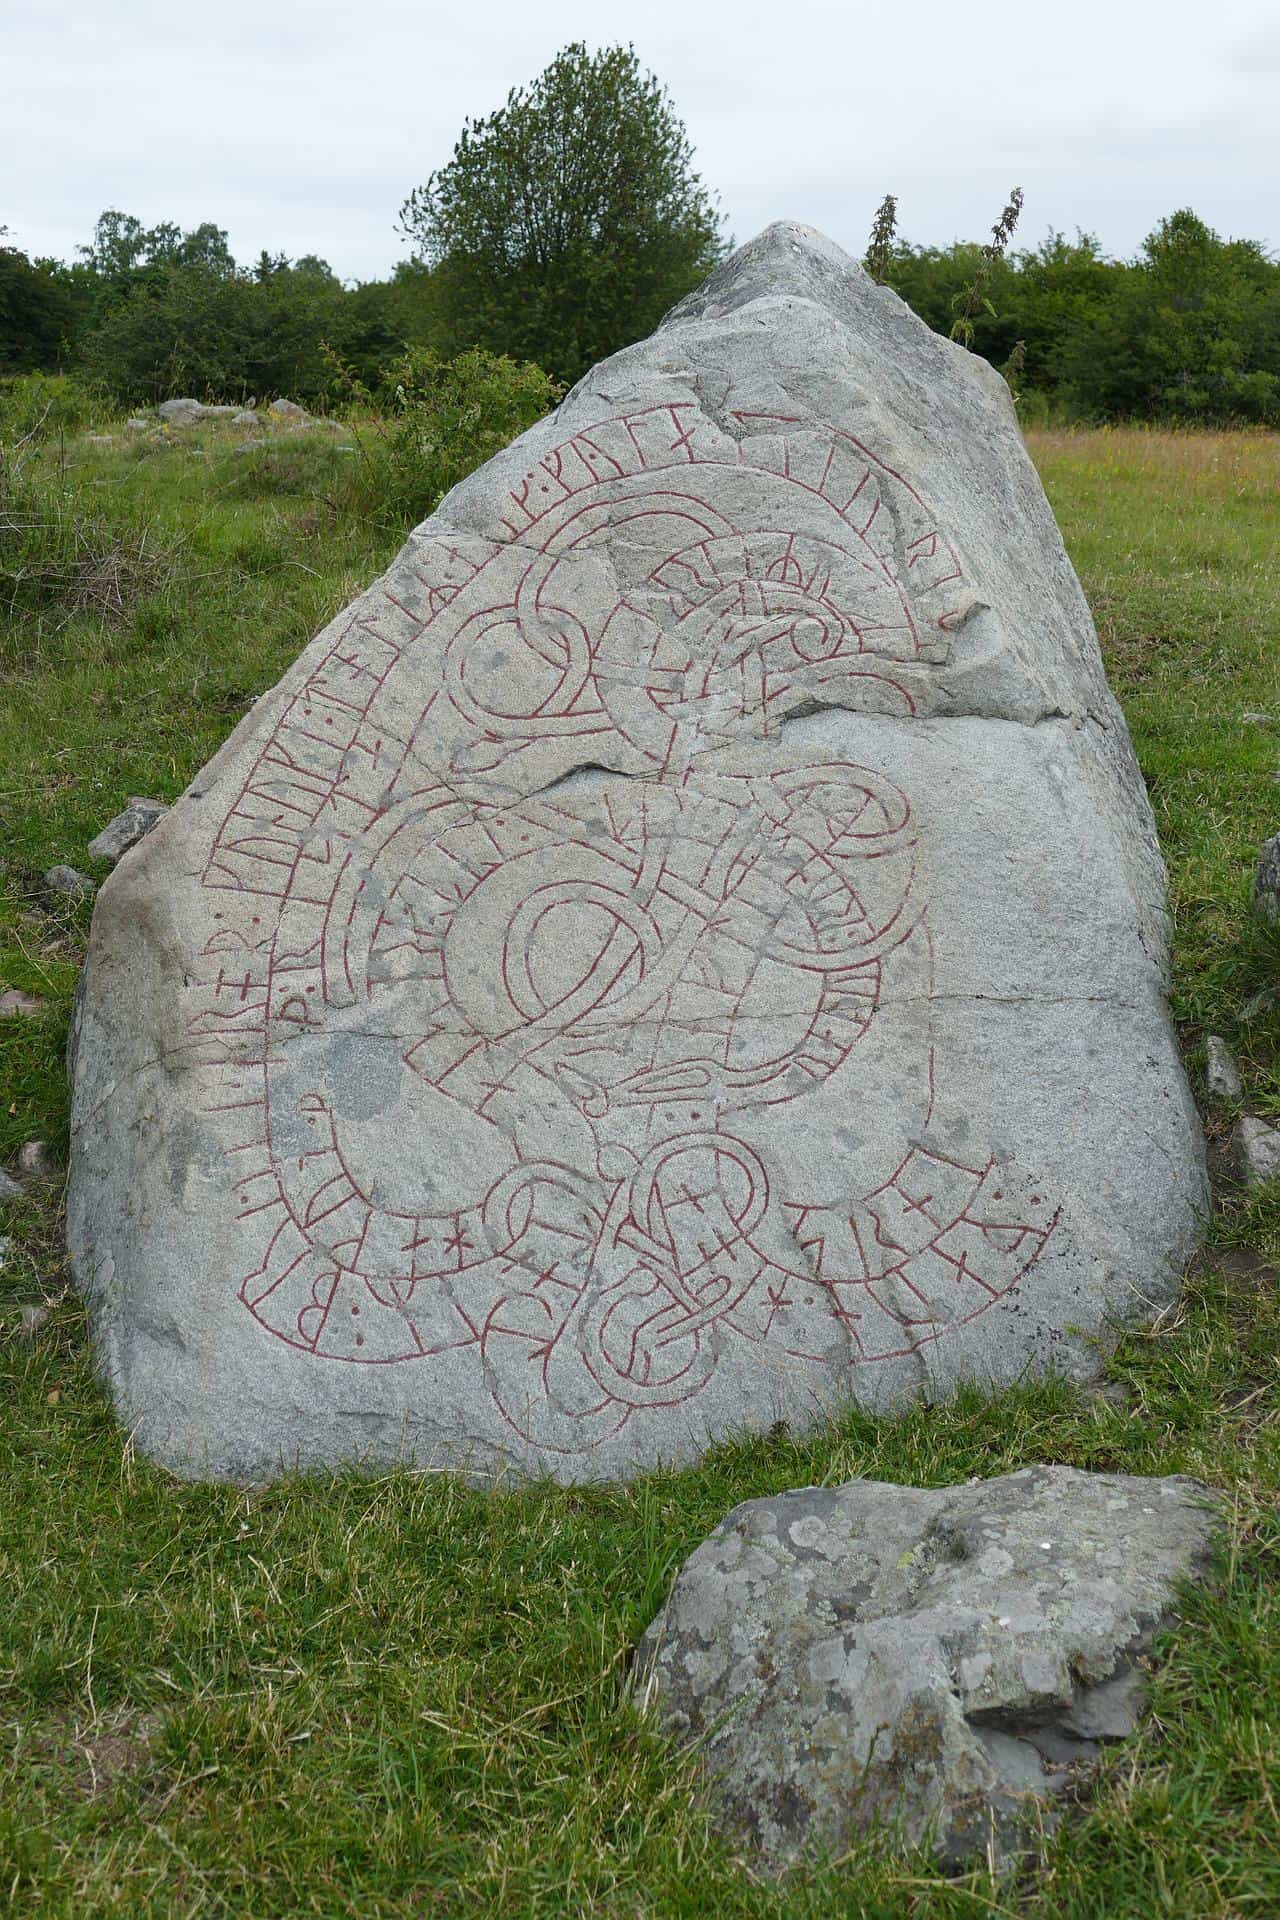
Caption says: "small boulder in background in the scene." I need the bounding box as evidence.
[635,1465,1221,1871]
[1233,1115,1280,1188]
[1253,832,1280,922]
[157,398,206,427]
[43,865,94,902]
[267,397,308,423]
[1204,1035,1243,1101]
[88,798,168,867]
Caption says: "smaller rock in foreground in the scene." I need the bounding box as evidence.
[1205,1036,1243,1102]
[635,1465,1221,1870]
[87,798,168,867]
[1254,833,1280,922]
[16,1140,57,1183]
[0,1172,20,1204]
[43,865,94,902]
[0,990,45,1018]
[1233,1115,1280,1188]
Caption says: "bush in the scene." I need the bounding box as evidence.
[351,345,560,530]
[0,372,105,441]
[0,437,175,652]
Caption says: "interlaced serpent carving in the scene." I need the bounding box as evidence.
[189,402,1059,1451]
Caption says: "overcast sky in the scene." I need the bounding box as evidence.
[5,0,1278,280]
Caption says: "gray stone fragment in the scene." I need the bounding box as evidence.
[1204,1035,1243,1102]
[1241,711,1274,726]
[20,1302,51,1338]
[1253,833,1280,922]
[67,222,1205,1486]
[43,865,94,902]
[16,1140,56,1182]
[87,798,168,866]
[232,410,260,427]
[267,398,308,422]
[0,989,45,1018]
[1233,1115,1280,1188]
[158,398,206,425]
[125,416,152,432]
[0,1173,20,1205]
[634,1465,1222,1869]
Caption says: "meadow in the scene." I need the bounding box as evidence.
[1,416,1278,1917]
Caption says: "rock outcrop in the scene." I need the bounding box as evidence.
[634,1466,1222,1867]
[67,224,1205,1483]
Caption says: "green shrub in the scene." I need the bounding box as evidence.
[352,345,560,530]
[0,441,176,654]
[0,371,105,441]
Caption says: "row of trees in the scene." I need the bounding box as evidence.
[3,43,1278,423]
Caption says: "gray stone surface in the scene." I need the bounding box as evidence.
[16,1140,56,1182]
[1204,1035,1243,1102]
[87,798,168,867]
[44,865,93,901]
[232,410,260,427]
[1233,1115,1280,1188]
[68,223,1204,1485]
[1253,832,1280,922]
[158,397,205,425]
[0,1172,20,1204]
[634,1465,1221,1868]
[267,398,308,422]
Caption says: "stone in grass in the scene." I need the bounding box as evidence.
[87,798,168,867]
[1204,1035,1243,1102]
[125,416,152,432]
[0,1172,20,1205]
[634,1465,1222,1871]
[267,398,308,422]
[1232,1115,1280,1189]
[232,410,260,427]
[68,222,1205,1487]
[157,398,206,426]
[43,865,94,902]
[16,1140,57,1183]
[0,989,45,1018]
[1253,833,1280,923]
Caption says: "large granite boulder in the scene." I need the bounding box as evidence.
[634,1466,1223,1867]
[67,223,1204,1483]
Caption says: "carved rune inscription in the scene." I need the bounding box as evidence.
[189,404,1058,1452]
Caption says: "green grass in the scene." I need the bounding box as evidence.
[2,421,1279,1917]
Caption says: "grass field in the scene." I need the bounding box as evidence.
[2,419,1278,1918]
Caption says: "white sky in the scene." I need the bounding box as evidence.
[5,0,1278,280]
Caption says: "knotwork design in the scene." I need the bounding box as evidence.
[190,401,1059,1452]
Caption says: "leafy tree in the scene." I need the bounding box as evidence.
[0,242,85,373]
[398,42,725,382]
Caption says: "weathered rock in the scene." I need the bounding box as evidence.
[1253,833,1280,922]
[634,1465,1221,1868]
[87,798,168,866]
[158,398,206,426]
[1233,1115,1280,1188]
[267,398,308,422]
[19,1302,51,1338]
[125,416,152,432]
[0,989,45,1018]
[232,410,260,427]
[43,865,94,902]
[1204,1035,1243,1102]
[16,1140,56,1183]
[0,1172,20,1205]
[68,223,1204,1485]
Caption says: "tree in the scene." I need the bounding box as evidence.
[398,42,725,382]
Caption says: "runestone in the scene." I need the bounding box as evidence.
[68,225,1205,1482]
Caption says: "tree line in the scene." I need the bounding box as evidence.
[2,43,1277,425]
